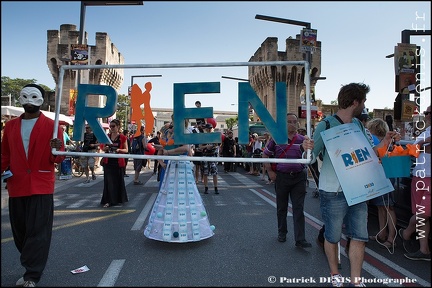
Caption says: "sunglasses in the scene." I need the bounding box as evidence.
[109,125,116,128]
[424,111,431,116]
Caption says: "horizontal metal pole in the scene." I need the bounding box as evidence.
[51,150,313,164]
[59,61,308,71]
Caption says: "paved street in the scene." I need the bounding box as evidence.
[1,162,430,287]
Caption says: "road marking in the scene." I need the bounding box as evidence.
[131,193,157,231]
[97,259,125,287]
[254,186,431,287]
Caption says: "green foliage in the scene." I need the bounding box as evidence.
[225,116,238,130]
[1,76,53,106]
[116,94,130,127]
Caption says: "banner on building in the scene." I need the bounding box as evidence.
[71,44,89,65]
[300,29,317,53]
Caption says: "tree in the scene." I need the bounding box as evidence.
[1,76,53,106]
[115,94,130,128]
[330,99,338,105]
[225,116,238,130]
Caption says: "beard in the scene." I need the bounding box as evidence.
[23,104,41,114]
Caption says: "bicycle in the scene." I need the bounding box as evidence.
[71,156,84,177]
[67,144,85,178]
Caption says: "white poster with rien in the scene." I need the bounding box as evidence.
[321,123,394,206]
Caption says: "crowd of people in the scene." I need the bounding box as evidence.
[1,83,430,287]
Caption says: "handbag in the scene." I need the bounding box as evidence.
[271,135,297,171]
[100,158,106,167]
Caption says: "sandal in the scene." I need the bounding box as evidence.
[103,203,110,208]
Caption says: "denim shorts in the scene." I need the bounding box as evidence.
[319,190,368,243]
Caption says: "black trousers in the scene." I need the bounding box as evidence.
[9,194,54,283]
[223,153,234,171]
[275,170,307,242]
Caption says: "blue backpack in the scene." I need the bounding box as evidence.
[131,135,144,154]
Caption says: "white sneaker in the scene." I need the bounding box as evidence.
[16,277,24,286]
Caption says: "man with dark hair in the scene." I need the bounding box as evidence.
[131,126,147,185]
[220,130,236,172]
[310,82,400,287]
[262,113,312,249]
[1,83,65,287]
[80,125,98,183]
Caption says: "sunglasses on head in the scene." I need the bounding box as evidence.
[424,111,431,116]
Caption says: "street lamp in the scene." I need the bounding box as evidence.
[221,76,249,82]
[255,14,312,65]
[77,1,144,85]
[79,1,143,45]
[130,74,163,89]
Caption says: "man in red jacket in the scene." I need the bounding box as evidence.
[1,84,64,287]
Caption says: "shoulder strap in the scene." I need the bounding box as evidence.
[323,118,330,130]
[332,114,344,125]
[278,135,298,158]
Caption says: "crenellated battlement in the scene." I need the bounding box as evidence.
[47,24,124,115]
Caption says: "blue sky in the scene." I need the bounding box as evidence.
[1,1,431,113]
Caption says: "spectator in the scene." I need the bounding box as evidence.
[367,118,398,252]
[131,126,147,185]
[148,131,161,180]
[357,109,374,144]
[262,113,312,248]
[122,129,131,177]
[199,123,219,194]
[310,82,400,287]
[399,105,430,261]
[100,119,129,208]
[260,132,272,183]
[60,125,74,150]
[80,125,98,183]
[1,83,65,287]
[220,130,236,173]
[248,133,262,176]
[234,136,244,170]
[191,125,204,184]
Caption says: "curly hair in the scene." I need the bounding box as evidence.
[337,83,370,109]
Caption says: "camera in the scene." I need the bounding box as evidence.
[106,144,118,153]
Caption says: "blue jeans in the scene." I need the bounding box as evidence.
[319,190,368,243]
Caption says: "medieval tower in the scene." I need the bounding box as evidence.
[47,24,124,116]
[248,35,322,127]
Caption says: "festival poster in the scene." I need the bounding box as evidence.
[300,28,317,52]
[394,43,417,75]
[398,72,416,94]
[71,44,89,65]
[321,123,393,206]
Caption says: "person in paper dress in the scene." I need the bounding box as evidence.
[144,116,214,242]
